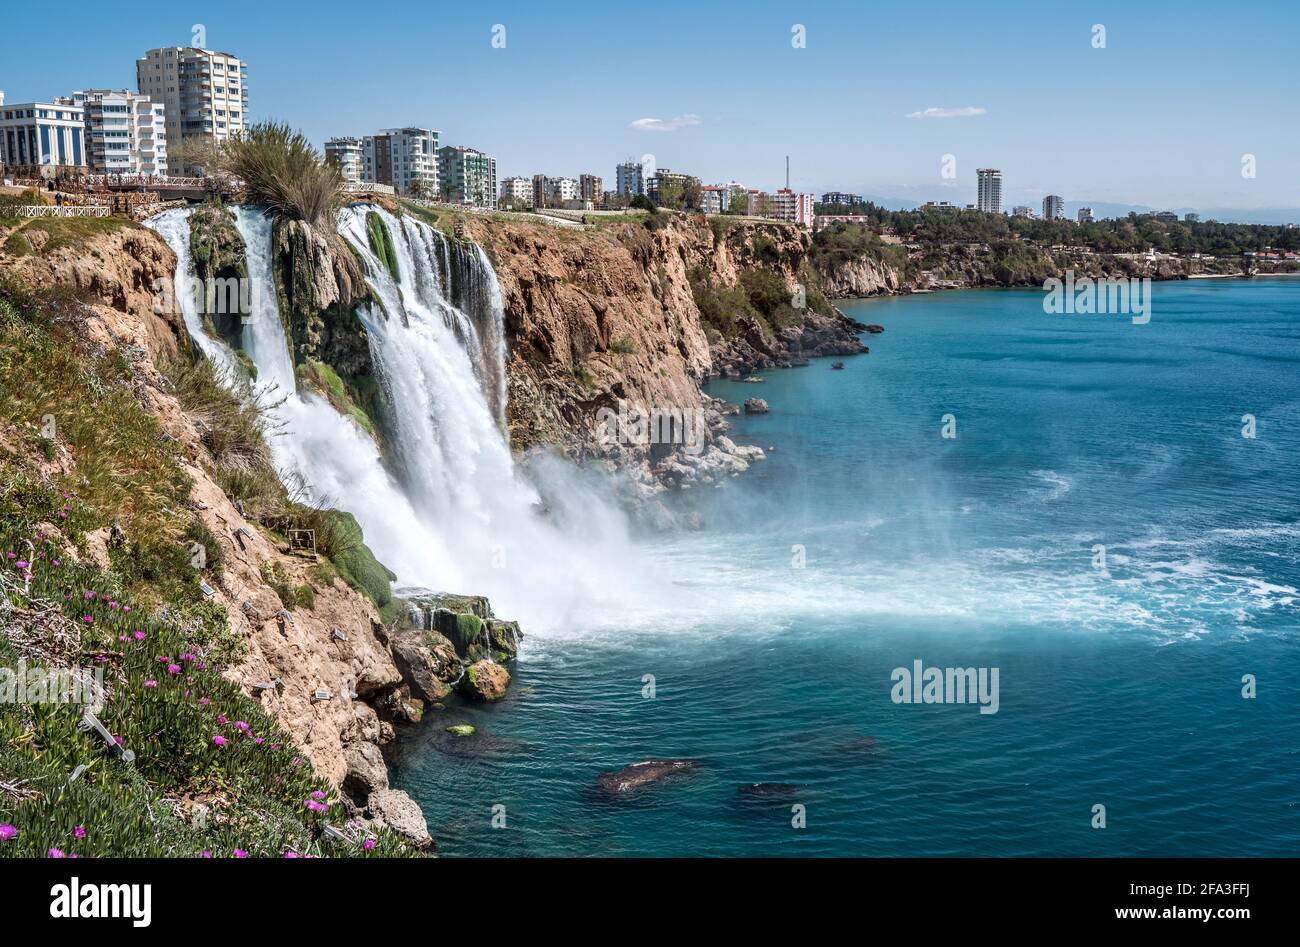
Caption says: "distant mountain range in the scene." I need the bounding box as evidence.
[847,194,1299,226]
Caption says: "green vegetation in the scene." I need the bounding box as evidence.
[1,216,136,258]
[688,264,807,341]
[366,211,401,283]
[572,364,598,390]
[0,283,410,856]
[221,121,343,226]
[299,360,375,434]
[812,201,1300,256]
[609,335,639,355]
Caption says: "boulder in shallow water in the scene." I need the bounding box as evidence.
[743,398,769,415]
[390,629,462,703]
[594,759,700,795]
[460,660,510,701]
[446,724,475,737]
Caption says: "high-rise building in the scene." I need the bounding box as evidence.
[579,173,603,204]
[821,191,864,206]
[0,96,85,172]
[1043,195,1064,220]
[438,145,496,206]
[1077,206,1095,224]
[499,176,532,207]
[1012,205,1034,218]
[324,137,363,183]
[136,47,247,175]
[70,90,166,176]
[615,160,646,197]
[976,168,1002,214]
[363,128,438,197]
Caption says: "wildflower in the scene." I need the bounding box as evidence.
[304,800,327,814]
[14,560,28,569]
[144,680,158,688]
[180,652,197,662]
[310,790,326,800]
[73,826,86,840]
[234,721,250,733]
[48,848,66,859]
[52,559,60,567]
[283,851,300,859]
[123,606,131,612]
[83,590,95,599]
[233,848,248,858]
[200,851,212,858]
[254,737,265,745]
[133,630,146,640]
[158,656,171,663]
[114,736,124,746]
[270,743,281,751]
[216,714,227,725]
[5,552,13,559]
[0,825,17,841]
[198,697,210,706]
[81,616,93,624]
[212,734,227,747]
[291,757,302,766]
[363,838,376,851]
[167,664,181,675]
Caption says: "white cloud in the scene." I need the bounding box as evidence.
[905,106,987,119]
[629,114,702,133]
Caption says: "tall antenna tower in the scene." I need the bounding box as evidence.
[785,155,790,190]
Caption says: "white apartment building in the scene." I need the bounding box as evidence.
[615,160,646,197]
[500,175,532,207]
[71,90,167,176]
[550,176,580,203]
[1043,194,1065,220]
[363,127,438,197]
[136,47,247,174]
[324,137,363,183]
[976,168,1003,214]
[770,188,816,228]
[1077,206,1095,224]
[0,93,86,172]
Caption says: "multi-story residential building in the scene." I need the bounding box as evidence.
[0,94,86,172]
[1153,210,1178,223]
[921,200,961,213]
[579,173,603,204]
[69,90,167,176]
[1077,206,1095,224]
[499,176,532,207]
[363,127,439,197]
[698,184,731,215]
[1184,212,1200,223]
[1042,194,1065,220]
[615,160,647,198]
[770,188,815,227]
[821,191,864,206]
[136,47,247,175]
[324,137,363,183]
[648,168,699,207]
[1012,204,1034,217]
[438,145,496,206]
[976,168,1003,214]
[550,176,580,204]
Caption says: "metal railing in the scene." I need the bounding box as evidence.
[17,204,111,218]
[342,181,396,195]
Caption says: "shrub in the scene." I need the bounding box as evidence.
[221,121,343,226]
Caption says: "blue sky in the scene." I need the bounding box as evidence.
[2,0,1298,214]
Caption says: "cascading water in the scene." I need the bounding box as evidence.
[336,205,657,629]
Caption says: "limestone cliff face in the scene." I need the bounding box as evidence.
[818,255,904,297]
[465,214,864,470]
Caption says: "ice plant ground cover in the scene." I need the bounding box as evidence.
[0,284,413,857]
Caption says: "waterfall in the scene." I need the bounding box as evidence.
[150,202,658,633]
[144,208,239,374]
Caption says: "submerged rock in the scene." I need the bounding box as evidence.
[460,660,510,701]
[736,782,799,803]
[446,724,475,737]
[594,759,700,795]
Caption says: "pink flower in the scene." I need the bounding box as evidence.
[363,838,375,851]
[234,721,249,733]
[114,736,124,746]
[233,848,248,858]
[291,757,302,766]
[200,851,212,858]
[14,560,28,569]
[216,714,227,725]
[212,734,227,747]
[254,737,265,745]
[198,698,210,706]
[283,851,299,859]
[81,616,93,624]
[52,559,60,567]
[4,552,14,559]
[48,848,66,858]
[143,680,157,688]
[133,631,146,641]
[304,800,327,813]
[310,790,326,800]
[0,824,17,841]
[73,826,86,839]
[270,743,281,751]
[167,664,181,675]
[83,590,95,599]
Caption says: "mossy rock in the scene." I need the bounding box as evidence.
[446,724,475,737]
[454,612,484,649]
[324,510,396,612]
[366,211,401,283]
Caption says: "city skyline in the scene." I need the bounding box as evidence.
[2,0,1298,220]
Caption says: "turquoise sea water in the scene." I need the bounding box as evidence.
[391,279,1300,856]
